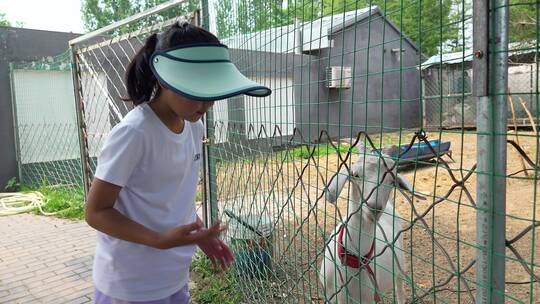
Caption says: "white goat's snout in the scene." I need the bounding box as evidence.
[324,145,427,207]
[325,167,350,204]
[324,152,394,210]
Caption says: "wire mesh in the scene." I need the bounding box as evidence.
[204,0,539,303]
[71,3,201,185]
[9,51,83,189]
[422,45,538,129]
[65,0,540,303]
[69,2,207,224]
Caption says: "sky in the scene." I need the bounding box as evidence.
[0,0,85,33]
[0,0,218,34]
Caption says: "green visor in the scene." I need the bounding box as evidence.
[150,43,272,101]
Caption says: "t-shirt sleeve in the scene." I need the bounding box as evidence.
[94,124,144,187]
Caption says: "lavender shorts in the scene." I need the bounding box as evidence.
[94,285,190,304]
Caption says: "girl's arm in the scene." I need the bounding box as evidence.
[86,178,224,249]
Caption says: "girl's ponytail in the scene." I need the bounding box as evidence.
[124,33,159,105]
[123,23,220,105]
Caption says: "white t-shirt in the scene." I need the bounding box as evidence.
[92,102,204,301]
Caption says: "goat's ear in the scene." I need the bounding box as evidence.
[396,174,427,200]
[325,168,349,203]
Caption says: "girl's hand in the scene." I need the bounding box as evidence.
[199,236,235,269]
[154,220,226,250]
[194,217,234,269]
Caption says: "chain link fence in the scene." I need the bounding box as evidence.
[423,46,539,130]
[9,51,83,189]
[12,0,535,302]
[204,0,539,303]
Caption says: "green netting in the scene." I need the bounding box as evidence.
[10,49,83,192]
[65,0,539,303]
[12,49,72,71]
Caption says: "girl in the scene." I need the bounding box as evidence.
[86,21,271,304]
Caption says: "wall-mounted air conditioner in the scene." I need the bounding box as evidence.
[326,66,352,89]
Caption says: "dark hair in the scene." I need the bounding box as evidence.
[124,22,220,105]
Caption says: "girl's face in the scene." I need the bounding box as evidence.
[160,87,215,122]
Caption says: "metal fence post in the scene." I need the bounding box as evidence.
[474,0,509,302]
[200,0,218,226]
[8,63,23,184]
[70,47,91,198]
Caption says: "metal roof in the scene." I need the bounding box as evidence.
[221,6,417,54]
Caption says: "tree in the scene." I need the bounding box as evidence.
[214,0,291,38]
[81,0,200,32]
[318,0,460,56]
[285,0,323,22]
[0,12,10,27]
[213,0,460,56]
[82,0,138,31]
[0,12,24,27]
[509,0,537,44]
[214,0,235,38]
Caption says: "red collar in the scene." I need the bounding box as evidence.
[337,224,382,302]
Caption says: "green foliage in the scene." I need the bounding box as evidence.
[214,0,463,56]
[190,253,243,304]
[317,0,460,56]
[214,0,235,38]
[215,0,292,38]
[81,0,537,55]
[282,134,406,161]
[4,177,20,192]
[81,0,137,32]
[22,183,85,219]
[0,12,11,27]
[282,143,358,161]
[509,0,538,44]
[285,0,324,21]
[0,12,23,27]
[81,0,200,32]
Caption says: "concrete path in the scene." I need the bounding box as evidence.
[0,214,95,303]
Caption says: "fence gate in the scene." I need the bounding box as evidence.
[69,0,539,303]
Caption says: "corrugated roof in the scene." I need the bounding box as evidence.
[421,50,473,69]
[221,7,378,53]
[421,41,538,69]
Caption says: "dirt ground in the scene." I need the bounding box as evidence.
[214,131,540,303]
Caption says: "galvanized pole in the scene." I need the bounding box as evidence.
[8,63,23,185]
[474,0,508,302]
[70,47,91,197]
[200,0,218,226]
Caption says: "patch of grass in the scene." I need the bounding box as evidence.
[190,253,242,304]
[4,177,20,192]
[369,133,405,149]
[213,132,408,167]
[282,143,358,161]
[21,183,85,220]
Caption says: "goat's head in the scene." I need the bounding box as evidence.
[325,143,425,216]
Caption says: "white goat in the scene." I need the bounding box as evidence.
[319,144,424,303]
